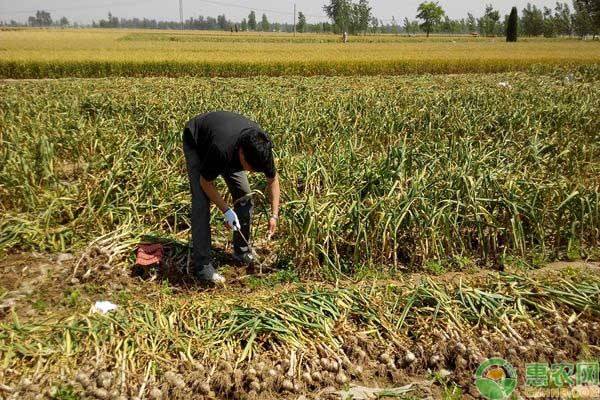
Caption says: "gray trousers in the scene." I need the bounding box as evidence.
[183,129,253,270]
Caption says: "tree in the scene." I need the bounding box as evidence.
[441,16,452,33]
[39,10,52,26]
[521,3,544,36]
[297,11,306,33]
[28,10,52,27]
[354,0,372,34]
[323,0,352,33]
[592,0,600,37]
[241,18,248,31]
[553,2,572,35]
[59,16,69,27]
[248,11,257,30]
[261,13,269,31]
[217,14,228,30]
[403,17,420,35]
[98,12,119,28]
[402,17,409,34]
[506,7,518,41]
[467,13,477,32]
[390,16,399,34]
[573,0,592,37]
[573,0,599,38]
[480,4,500,35]
[543,6,556,37]
[416,2,444,37]
[369,16,379,33]
[586,0,600,36]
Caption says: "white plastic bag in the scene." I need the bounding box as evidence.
[91,301,118,314]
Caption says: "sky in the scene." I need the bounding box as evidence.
[1,0,562,24]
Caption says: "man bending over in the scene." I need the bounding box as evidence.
[182,111,280,284]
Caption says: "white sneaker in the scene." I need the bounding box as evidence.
[194,264,226,284]
[233,249,255,265]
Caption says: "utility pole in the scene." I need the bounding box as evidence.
[179,0,184,30]
[293,3,296,36]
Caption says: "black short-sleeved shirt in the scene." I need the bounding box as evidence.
[184,111,276,181]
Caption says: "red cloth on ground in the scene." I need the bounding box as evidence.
[136,243,164,266]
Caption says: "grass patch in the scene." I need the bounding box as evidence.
[32,298,48,312]
[246,267,300,289]
[63,289,81,307]
[50,385,79,400]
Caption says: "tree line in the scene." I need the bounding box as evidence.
[89,10,334,33]
[1,10,71,28]
[2,0,598,38]
[322,0,599,38]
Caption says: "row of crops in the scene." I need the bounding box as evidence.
[4,60,600,79]
[2,267,600,398]
[1,30,600,79]
[1,72,598,272]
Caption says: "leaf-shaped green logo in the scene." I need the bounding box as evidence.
[502,378,517,395]
[476,378,506,400]
[475,358,518,400]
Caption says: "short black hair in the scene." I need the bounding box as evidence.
[239,128,276,178]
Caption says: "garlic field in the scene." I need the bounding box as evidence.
[0,30,599,400]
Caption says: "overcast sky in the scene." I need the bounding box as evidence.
[1,0,561,24]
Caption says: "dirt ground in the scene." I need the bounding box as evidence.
[4,249,597,324]
[1,251,599,399]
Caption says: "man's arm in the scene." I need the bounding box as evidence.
[200,176,229,213]
[267,173,280,238]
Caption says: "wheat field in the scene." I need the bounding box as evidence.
[1,28,599,78]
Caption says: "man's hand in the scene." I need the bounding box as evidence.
[224,208,241,231]
[268,216,277,239]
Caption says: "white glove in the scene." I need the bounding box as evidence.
[223,208,241,231]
